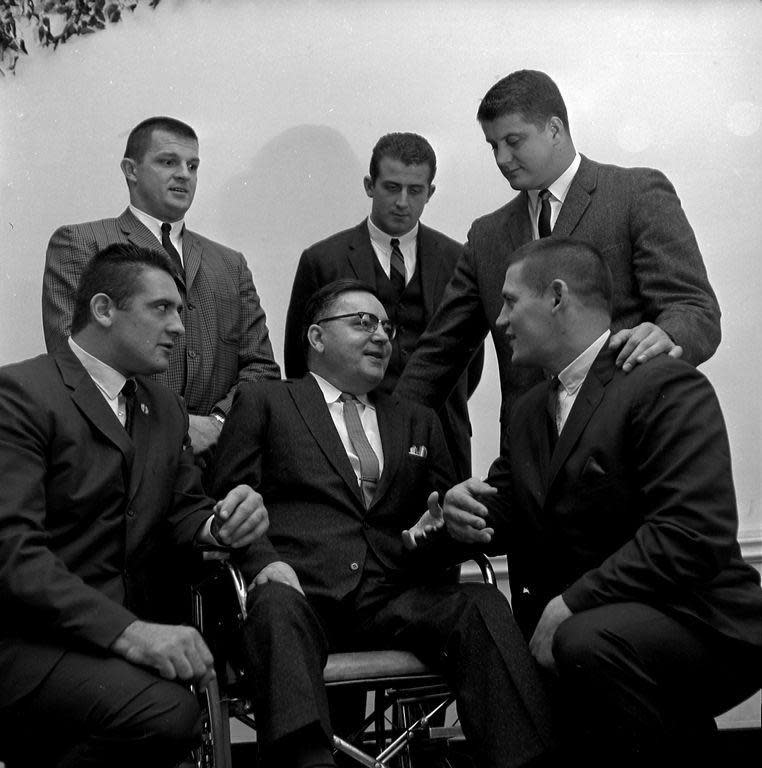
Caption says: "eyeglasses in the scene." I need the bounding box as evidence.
[316,312,396,339]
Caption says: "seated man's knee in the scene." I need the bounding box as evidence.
[143,680,202,748]
[553,609,621,676]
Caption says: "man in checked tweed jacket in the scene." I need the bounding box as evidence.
[42,116,281,462]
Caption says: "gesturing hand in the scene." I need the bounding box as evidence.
[402,491,445,550]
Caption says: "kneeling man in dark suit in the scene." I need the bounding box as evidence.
[212,279,553,768]
[0,244,267,768]
[440,237,762,767]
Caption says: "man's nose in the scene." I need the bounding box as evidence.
[496,305,510,329]
[169,310,185,336]
[495,143,513,166]
[395,189,409,208]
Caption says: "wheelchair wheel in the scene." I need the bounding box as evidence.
[193,678,232,768]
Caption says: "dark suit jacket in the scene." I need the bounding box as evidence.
[396,157,722,445]
[42,209,281,416]
[0,347,216,707]
[283,221,484,478]
[212,375,459,600]
[487,349,762,648]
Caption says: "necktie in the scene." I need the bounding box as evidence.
[340,393,380,508]
[389,238,406,295]
[160,222,185,280]
[538,189,552,238]
[121,378,137,436]
[546,376,560,448]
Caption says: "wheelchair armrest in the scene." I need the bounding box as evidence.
[467,551,497,587]
[194,545,249,621]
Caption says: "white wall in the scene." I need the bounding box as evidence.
[1,0,760,541]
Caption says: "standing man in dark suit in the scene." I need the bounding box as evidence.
[1,244,268,768]
[214,279,553,768]
[396,70,721,453]
[438,239,762,767]
[42,115,281,464]
[284,133,483,479]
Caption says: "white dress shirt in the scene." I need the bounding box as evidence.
[311,372,384,481]
[129,204,185,265]
[553,329,611,434]
[527,152,582,240]
[367,217,417,286]
[68,337,129,425]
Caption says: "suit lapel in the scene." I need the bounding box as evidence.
[346,221,378,288]
[553,155,597,237]
[289,377,366,508]
[505,193,533,250]
[416,225,444,320]
[369,392,404,509]
[56,349,135,466]
[546,347,615,491]
[125,381,151,500]
[181,228,202,291]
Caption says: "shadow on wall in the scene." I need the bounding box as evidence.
[218,123,368,274]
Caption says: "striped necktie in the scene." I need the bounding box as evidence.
[340,393,379,508]
[389,238,406,295]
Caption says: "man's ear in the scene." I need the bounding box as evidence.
[306,323,325,354]
[363,175,375,199]
[120,157,137,184]
[548,116,565,142]
[90,293,116,328]
[549,278,568,311]
[426,183,436,202]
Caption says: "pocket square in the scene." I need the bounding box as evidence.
[581,455,606,477]
[408,445,428,458]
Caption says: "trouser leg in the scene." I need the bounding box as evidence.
[552,602,761,768]
[243,580,332,747]
[1,651,200,768]
[359,581,555,768]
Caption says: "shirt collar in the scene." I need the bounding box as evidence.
[129,204,185,241]
[310,371,374,409]
[557,329,610,395]
[68,337,128,400]
[367,216,418,250]
[528,152,581,207]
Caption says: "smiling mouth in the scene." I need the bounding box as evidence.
[169,187,188,194]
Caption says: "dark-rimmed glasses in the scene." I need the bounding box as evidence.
[316,312,396,339]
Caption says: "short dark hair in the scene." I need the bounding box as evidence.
[511,237,612,315]
[369,133,436,184]
[302,278,380,354]
[477,70,569,132]
[124,116,198,162]
[70,243,180,333]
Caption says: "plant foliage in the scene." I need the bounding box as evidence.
[0,0,162,75]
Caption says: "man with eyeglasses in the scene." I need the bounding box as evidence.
[284,132,484,480]
[212,279,554,768]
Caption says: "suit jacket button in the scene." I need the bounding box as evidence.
[350,562,359,571]
[188,349,197,359]
[126,507,135,518]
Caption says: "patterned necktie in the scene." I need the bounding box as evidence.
[121,378,137,436]
[160,222,185,280]
[389,238,406,295]
[340,393,380,508]
[538,188,552,238]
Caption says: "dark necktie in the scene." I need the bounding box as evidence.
[121,378,137,436]
[546,376,560,448]
[389,238,406,296]
[160,222,185,280]
[538,188,552,238]
[340,393,380,508]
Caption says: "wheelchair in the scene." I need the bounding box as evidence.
[189,549,497,768]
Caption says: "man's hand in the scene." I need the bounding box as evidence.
[402,491,445,550]
[188,414,224,456]
[252,561,305,596]
[608,322,683,372]
[111,620,216,690]
[205,484,268,549]
[442,478,498,544]
[529,595,573,673]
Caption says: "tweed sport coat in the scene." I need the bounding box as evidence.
[396,156,722,441]
[42,208,280,416]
